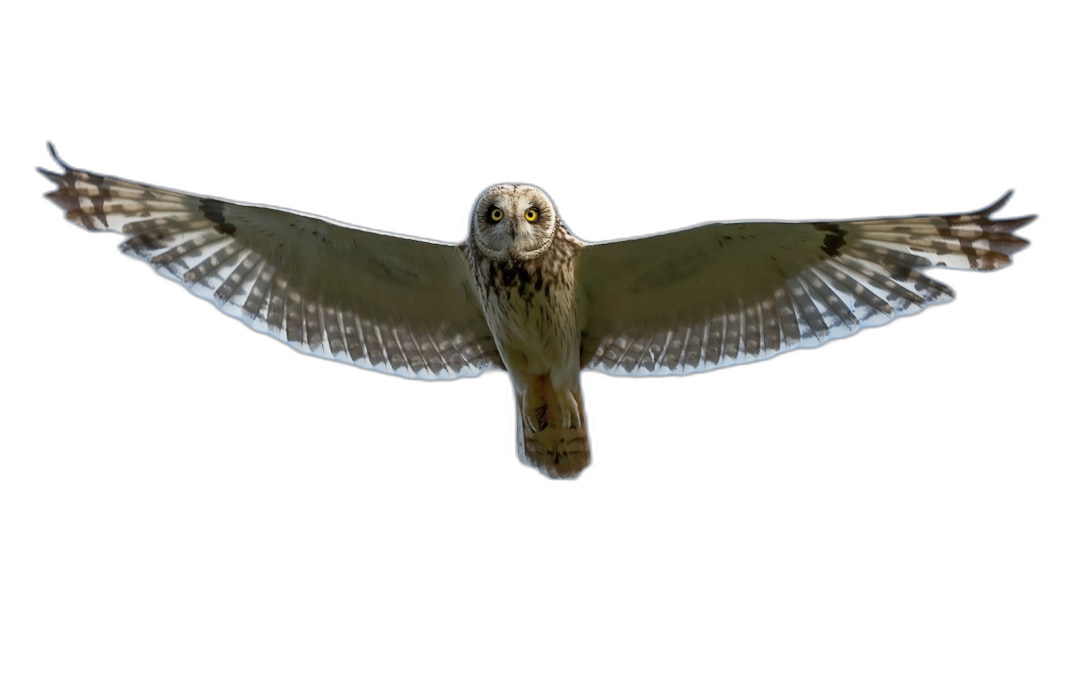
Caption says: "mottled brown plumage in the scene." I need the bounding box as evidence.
[38,145,1034,479]
[465,185,588,477]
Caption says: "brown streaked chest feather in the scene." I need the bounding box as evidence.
[466,225,583,371]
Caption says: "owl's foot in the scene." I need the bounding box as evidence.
[522,381,581,433]
[515,376,590,479]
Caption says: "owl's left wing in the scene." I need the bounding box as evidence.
[577,194,1033,375]
[39,145,501,379]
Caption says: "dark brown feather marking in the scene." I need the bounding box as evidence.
[198,197,237,235]
[814,222,848,257]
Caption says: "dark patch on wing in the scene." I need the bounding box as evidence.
[199,197,237,235]
[815,222,848,257]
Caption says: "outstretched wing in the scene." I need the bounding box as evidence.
[39,144,501,379]
[578,194,1033,375]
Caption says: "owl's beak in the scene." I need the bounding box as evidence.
[508,219,519,240]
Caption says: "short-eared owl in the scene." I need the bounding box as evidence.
[39,145,1033,479]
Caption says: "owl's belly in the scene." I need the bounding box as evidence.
[485,277,580,391]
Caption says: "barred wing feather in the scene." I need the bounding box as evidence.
[38,145,501,379]
[578,194,1033,375]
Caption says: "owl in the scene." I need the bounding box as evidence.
[38,144,1033,479]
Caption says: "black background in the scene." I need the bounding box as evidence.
[12,28,1067,626]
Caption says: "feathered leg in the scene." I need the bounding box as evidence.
[515,374,589,479]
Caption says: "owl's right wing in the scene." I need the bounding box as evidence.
[39,145,502,379]
[577,194,1033,375]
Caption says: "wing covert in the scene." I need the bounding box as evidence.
[578,194,1033,375]
[39,144,501,379]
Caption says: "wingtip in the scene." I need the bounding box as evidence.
[982,192,1035,265]
[984,189,1015,214]
[38,142,69,185]
[981,190,1037,234]
[44,141,69,170]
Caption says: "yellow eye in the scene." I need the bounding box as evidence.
[524,207,538,223]
[488,207,504,223]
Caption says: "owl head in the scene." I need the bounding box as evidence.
[470,184,558,261]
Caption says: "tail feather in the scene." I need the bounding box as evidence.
[516,379,590,479]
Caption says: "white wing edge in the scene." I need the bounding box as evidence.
[583,189,1036,377]
[35,141,498,379]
